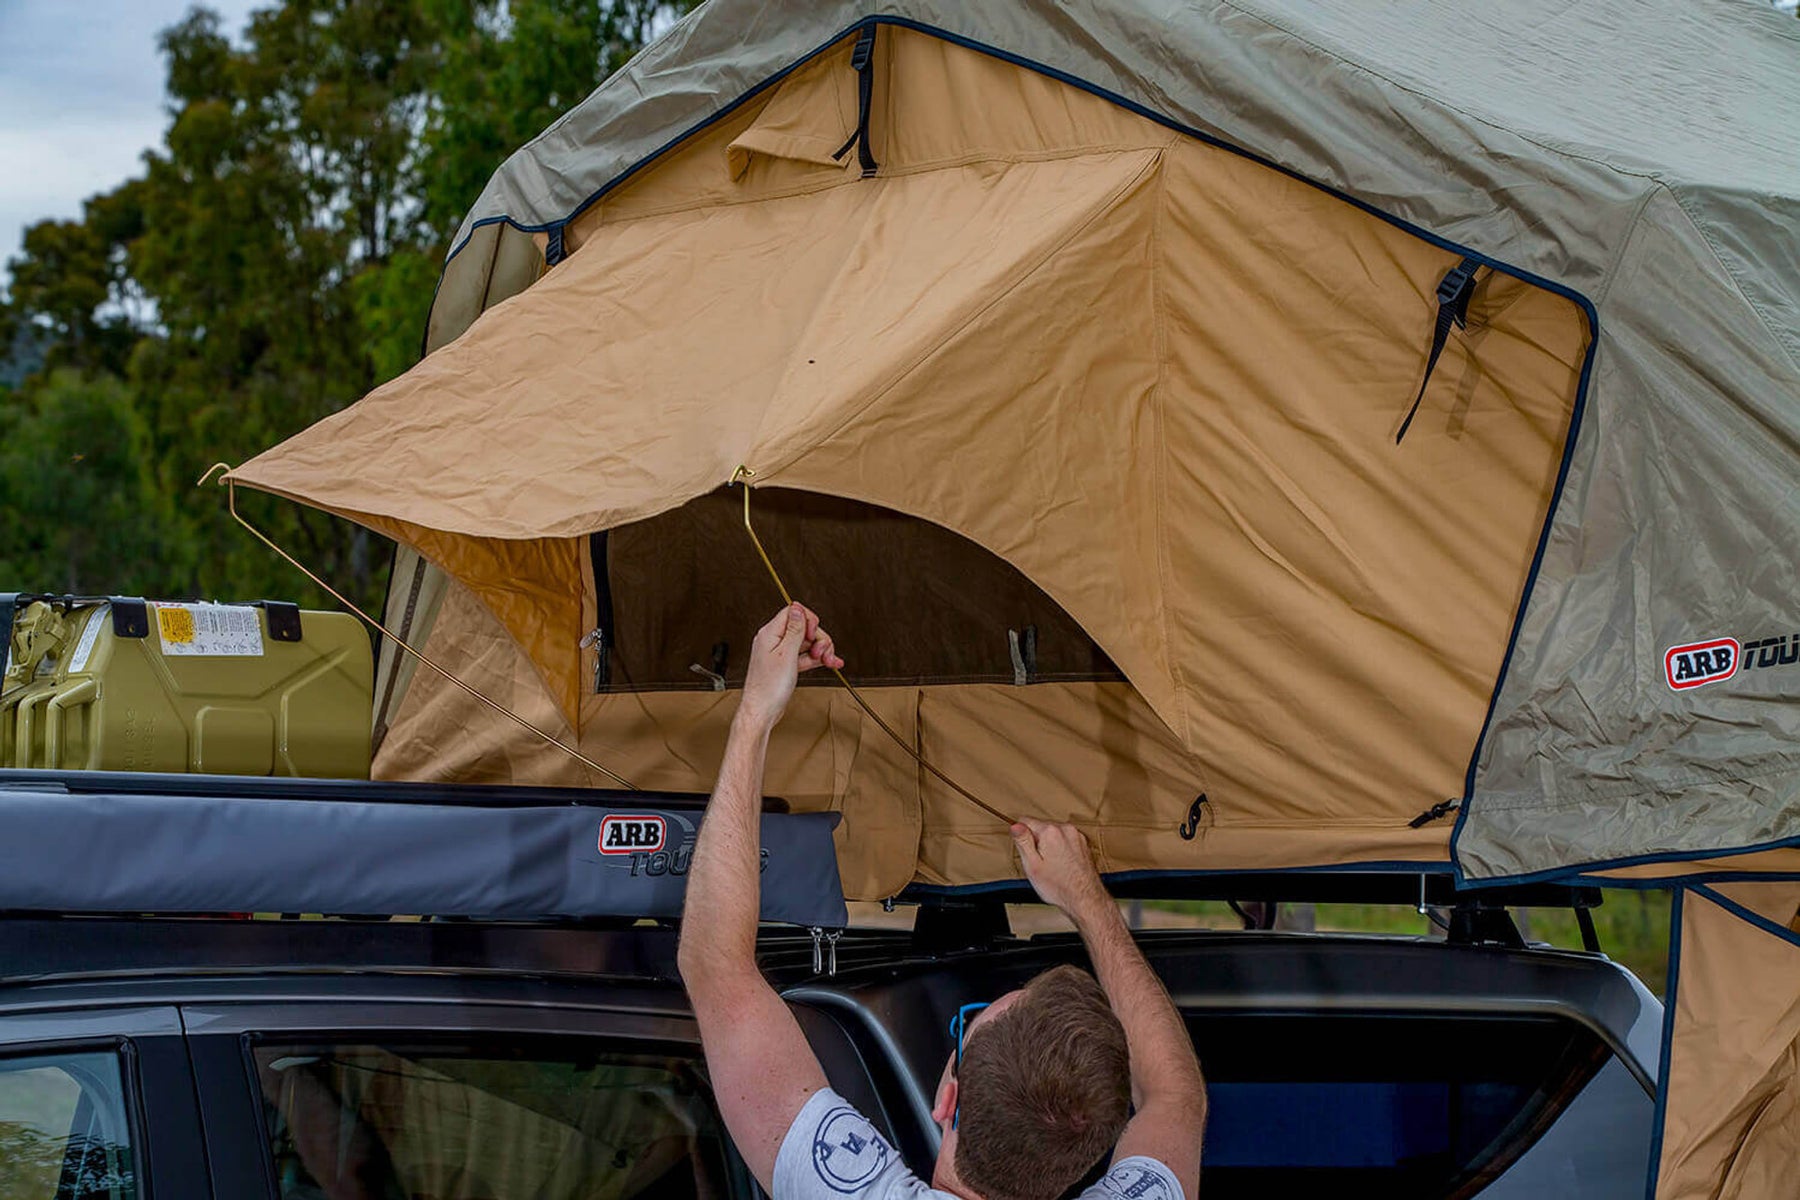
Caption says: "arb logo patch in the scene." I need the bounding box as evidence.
[1665,638,1740,691]
[598,814,667,855]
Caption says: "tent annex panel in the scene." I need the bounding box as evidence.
[1591,849,1800,886]
[1654,883,1800,1199]
[238,26,1587,891]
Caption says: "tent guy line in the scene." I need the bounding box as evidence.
[196,462,639,791]
[734,467,1015,827]
[194,456,1015,828]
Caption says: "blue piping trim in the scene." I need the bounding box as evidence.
[910,863,1800,898]
[435,16,1605,876]
[1689,883,1800,948]
[1455,832,1800,891]
[1643,886,1683,1200]
[1570,870,1800,893]
[1451,322,1599,884]
[442,13,1605,375]
[441,23,861,270]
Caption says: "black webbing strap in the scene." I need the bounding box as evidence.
[832,26,879,178]
[1396,256,1482,445]
[544,225,567,267]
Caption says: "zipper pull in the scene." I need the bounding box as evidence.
[826,929,841,977]
[809,926,824,975]
[1408,798,1460,828]
[580,627,608,692]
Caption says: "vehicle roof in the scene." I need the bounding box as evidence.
[0,916,1660,1082]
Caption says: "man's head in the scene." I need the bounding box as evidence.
[933,965,1131,1200]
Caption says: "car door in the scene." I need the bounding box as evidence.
[181,991,884,1200]
[0,1005,209,1200]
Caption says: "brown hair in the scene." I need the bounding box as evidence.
[954,965,1131,1200]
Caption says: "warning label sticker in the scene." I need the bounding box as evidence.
[155,603,264,657]
[67,605,109,673]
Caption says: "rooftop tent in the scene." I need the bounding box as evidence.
[230,0,1800,898]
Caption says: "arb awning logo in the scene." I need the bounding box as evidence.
[598,814,667,855]
[1665,638,1740,691]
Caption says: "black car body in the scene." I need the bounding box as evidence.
[0,773,1659,1199]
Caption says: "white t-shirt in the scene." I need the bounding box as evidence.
[773,1087,1185,1200]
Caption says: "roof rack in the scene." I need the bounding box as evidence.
[0,770,845,928]
[902,873,1606,955]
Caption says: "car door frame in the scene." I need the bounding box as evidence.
[181,992,882,1200]
[0,1004,210,1200]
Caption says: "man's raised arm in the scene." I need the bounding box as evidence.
[677,603,843,1191]
[1011,819,1208,1200]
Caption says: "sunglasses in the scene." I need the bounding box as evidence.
[948,1001,992,1130]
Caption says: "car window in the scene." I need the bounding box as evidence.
[1189,1012,1618,1198]
[251,1039,734,1200]
[0,1049,137,1200]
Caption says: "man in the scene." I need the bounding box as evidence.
[679,603,1208,1200]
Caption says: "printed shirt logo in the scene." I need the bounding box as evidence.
[1097,1162,1177,1200]
[598,814,667,855]
[811,1106,889,1193]
[1665,638,1740,691]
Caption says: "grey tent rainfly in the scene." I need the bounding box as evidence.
[225,3,1800,1194]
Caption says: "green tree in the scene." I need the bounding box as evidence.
[5,184,148,377]
[2,0,698,611]
[0,371,195,595]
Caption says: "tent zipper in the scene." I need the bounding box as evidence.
[587,531,614,690]
[1409,798,1461,828]
[831,26,880,178]
[1396,256,1481,444]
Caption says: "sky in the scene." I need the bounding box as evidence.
[0,1,262,286]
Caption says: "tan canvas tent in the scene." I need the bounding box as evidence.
[233,0,1800,896]
[228,3,1799,1186]
[1652,881,1800,1199]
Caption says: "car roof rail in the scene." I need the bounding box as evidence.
[899,871,1608,954]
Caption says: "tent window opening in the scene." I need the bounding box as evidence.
[595,487,1123,693]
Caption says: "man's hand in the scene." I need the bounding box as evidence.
[738,602,843,732]
[1011,818,1110,920]
[681,600,843,1191]
[1015,820,1207,1198]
